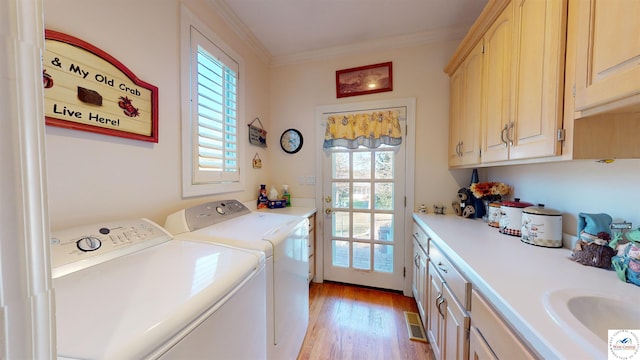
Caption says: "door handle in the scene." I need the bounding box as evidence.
[325,208,332,215]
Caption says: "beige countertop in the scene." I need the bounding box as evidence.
[413,213,640,360]
[244,198,317,218]
[254,206,317,218]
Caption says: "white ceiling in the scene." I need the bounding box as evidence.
[211,0,488,64]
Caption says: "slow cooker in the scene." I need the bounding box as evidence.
[521,204,563,248]
[499,198,533,237]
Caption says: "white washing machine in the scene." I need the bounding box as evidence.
[50,218,267,360]
[164,200,309,360]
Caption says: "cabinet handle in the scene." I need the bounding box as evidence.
[507,121,514,146]
[436,294,445,318]
[500,124,509,147]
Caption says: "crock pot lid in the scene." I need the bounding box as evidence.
[501,198,533,208]
[523,204,562,216]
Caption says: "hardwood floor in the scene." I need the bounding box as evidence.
[298,282,435,360]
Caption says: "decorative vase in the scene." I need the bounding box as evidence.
[482,200,490,222]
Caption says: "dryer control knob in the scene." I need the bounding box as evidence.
[76,236,102,252]
[216,206,225,215]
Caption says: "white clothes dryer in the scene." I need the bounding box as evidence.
[164,200,309,360]
[51,218,267,360]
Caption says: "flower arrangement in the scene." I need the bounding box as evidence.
[470,182,511,201]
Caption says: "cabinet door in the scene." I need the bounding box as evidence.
[427,262,444,360]
[412,241,420,299]
[308,214,316,282]
[443,284,470,360]
[417,250,428,328]
[574,0,640,115]
[460,42,483,166]
[471,289,537,359]
[469,326,498,360]
[448,68,464,167]
[449,41,483,167]
[509,0,566,160]
[481,2,513,163]
[412,245,428,327]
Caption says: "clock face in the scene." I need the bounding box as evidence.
[280,129,303,154]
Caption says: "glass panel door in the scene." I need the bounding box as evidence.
[323,147,404,290]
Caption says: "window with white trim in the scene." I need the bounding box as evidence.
[181,5,244,196]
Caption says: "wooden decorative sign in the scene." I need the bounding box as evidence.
[43,30,159,142]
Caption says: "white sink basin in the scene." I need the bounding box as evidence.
[544,288,639,358]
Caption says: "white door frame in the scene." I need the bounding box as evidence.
[1,0,55,357]
[314,98,416,296]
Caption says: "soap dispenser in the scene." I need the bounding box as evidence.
[257,184,268,209]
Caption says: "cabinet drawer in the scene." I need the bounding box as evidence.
[412,222,429,249]
[429,241,470,310]
[471,289,537,359]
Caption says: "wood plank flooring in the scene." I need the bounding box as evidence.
[298,282,435,360]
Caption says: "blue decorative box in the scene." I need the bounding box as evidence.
[267,199,287,209]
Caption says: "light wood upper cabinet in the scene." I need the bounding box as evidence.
[508,0,566,160]
[446,0,567,167]
[483,0,566,163]
[448,42,483,167]
[480,3,513,163]
[574,0,640,116]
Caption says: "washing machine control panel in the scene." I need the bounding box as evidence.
[182,200,251,231]
[50,218,171,278]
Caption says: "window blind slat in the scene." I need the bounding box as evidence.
[196,44,237,175]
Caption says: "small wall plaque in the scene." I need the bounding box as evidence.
[248,117,267,147]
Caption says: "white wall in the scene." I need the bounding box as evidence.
[44,0,271,230]
[43,0,640,244]
[269,41,465,209]
[486,159,640,238]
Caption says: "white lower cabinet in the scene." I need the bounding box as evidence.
[470,289,536,359]
[443,284,470,360]
[427,262,445,360]
[426,242,470,360]
[412,238,428,328]
[469,326,498,360]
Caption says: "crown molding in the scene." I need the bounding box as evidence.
[270,26,471,67]
[207,0,471,68]
[206,0,272,64]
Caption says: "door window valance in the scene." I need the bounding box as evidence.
[323,110,402,149]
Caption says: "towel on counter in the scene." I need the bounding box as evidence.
[577,212,612,242]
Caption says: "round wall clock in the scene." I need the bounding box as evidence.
[280,128,303,154]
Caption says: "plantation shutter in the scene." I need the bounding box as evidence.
[191,27,239,184]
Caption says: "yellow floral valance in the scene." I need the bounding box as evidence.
[323,110,402,149]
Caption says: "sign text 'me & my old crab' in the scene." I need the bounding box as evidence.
[43,30,158,143]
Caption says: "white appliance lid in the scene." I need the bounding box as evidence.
[54,240,262,360]
[181,212,304,256]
